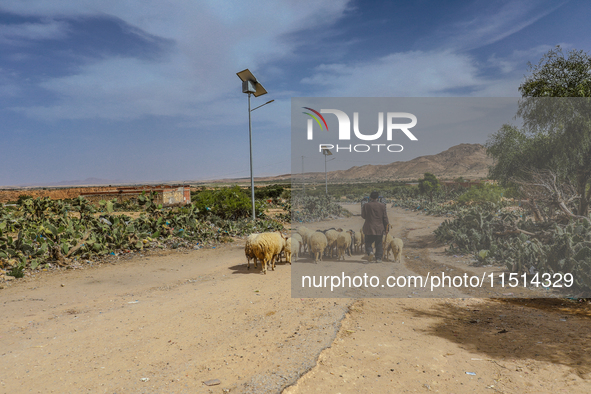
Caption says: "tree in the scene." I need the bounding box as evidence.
[519,46,591,97]
[486,46,591,216]
[418,172,440,202]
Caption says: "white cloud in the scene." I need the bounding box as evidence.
[2,0,350,121]
[302,50,488,96]
[0,0,569,124]
[299,40,571,98]
[486,44,566,74]
[439,0,567,51]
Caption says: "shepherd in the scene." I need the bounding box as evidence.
[361,191,389,263]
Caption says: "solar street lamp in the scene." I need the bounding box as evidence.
[237,69,271,221]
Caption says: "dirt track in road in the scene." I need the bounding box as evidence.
[1,205,591,393]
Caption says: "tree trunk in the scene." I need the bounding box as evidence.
[523,198,544,222]
[576,169,590,216]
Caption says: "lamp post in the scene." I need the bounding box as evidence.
[236,69,271,221]
[321,148,334,195]
[301,156,305,194]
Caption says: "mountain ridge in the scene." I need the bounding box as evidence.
[302,143,492,182]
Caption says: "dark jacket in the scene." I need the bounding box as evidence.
[361,200,389,235]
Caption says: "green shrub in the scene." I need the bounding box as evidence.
[192,186,265,220]
[292,195,343,222]
[254,184,285,200]
[434,206,591,294]
[16,195,34,205]
[456,183,505,205]
[7,263,25,278]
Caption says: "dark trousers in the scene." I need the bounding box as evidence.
[364,234,383,259]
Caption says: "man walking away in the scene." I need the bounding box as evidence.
[361,191,389,263]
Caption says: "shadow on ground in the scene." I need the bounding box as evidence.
[404,298,591,378]
[227,264,264,274]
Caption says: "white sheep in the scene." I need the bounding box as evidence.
[391,238,403,263]
[276,235,289,263]
[278,233,289,266]
[245,233,260,270]
[290,238,300,262]
[324,229,339,258]
[250,231,287,274]
[308,231,328,263]
[284,237,295,264]
[336,230,352,260]
[351,230,362,254]
[291,233,303,256]
[297,226,313,254]
[384,234,403,263]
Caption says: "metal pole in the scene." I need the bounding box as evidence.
[248,92,255,221]
[325,153,328,195]
[301,156,305,194]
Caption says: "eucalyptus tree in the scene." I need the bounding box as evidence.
[486,46,591,216]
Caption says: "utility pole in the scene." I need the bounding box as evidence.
[236,68,272,221]
[301,156,305,194]
[247,92,255,220]
[321,148,332,196]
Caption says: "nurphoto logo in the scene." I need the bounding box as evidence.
[302,107,418,153]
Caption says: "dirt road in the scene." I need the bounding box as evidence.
[1,205,590,393]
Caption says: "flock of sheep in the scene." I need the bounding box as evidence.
[244,226,404,274]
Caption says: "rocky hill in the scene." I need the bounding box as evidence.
[304,143,492,182]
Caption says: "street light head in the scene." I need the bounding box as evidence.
[250,98,275,112]
[242,80,256,94]
[322,148,333,156]
[236,68,267,97]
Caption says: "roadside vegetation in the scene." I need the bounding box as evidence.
[1,186,289,277]
[436,47,591,295]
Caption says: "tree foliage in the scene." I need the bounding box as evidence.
[519,46,591,97]
[418,172,441,202]
[191,186,266,220]
[456,183,505,205]
[486,46,591,216]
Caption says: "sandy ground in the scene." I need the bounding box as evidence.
[1,205,591,393]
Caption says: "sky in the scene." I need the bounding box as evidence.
[1,0,590,186]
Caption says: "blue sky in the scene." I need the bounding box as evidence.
[1,0,589,186]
